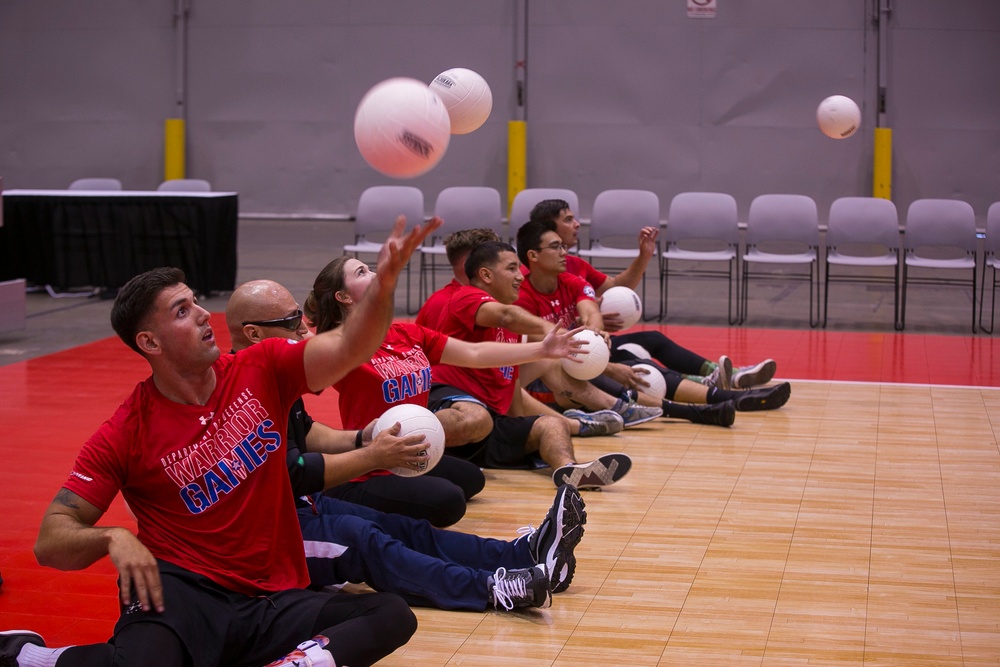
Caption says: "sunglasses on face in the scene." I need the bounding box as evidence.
[242,309,304,331]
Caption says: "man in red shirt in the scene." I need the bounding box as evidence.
[2,217,437,667]
[530,198,778,390]
[515,219,790,416]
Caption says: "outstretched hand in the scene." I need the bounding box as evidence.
[375,215,443,284]
[637,226,658,257]
[542,326,587,361]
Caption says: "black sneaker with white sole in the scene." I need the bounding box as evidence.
[734,382,791,411]
[0,630,45,667]
[552,453,632,490]
[528,484,587,593]
[489,565,552,611]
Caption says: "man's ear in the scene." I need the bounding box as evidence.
[525,248,540,265]
[243,324,263,344]
[476,266,492,285]
[136,331,160,356]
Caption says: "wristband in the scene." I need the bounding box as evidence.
[355,430,364,449]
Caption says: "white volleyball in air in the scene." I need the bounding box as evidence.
[631,363,666,401]
[354,77,452,178]
[561,329,610,381]
[816,95,861,139]
[616,342,651,360]
[429,67,493,135]
[372,404,446,477]
[599,286,642,330]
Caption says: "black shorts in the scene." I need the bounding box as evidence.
[430,384,540,469]
[114,560,341,667]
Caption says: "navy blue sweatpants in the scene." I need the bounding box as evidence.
[299,496,534,611]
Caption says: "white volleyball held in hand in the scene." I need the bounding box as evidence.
[372,404,446,477]
[561,329,610,380]
[429,67,493,135]
[599,286,642,330]
[354,77,452,178]
[816,95,861,139]
[631,363,666,400]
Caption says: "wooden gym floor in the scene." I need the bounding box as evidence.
[0,313,997,666]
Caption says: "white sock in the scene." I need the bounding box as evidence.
[17,644,68,667]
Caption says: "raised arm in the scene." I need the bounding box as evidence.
[303,216,440,392]
[601,226,658,295]
[36,488,164,613]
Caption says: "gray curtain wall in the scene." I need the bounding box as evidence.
[1,0,997,224]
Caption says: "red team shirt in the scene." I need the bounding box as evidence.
[564,254,608,290]
[414,278,461,329]
[333,322,449,430]
[63,338,311,596]
[433,285,520,414]
[514,271,597,328]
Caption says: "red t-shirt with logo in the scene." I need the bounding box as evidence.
[63,338,311,596]
[433,285,519,414]
[514,272,597,329]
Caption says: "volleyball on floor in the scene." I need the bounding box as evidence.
[429,67,493,135]
[354,77,452,178]
[816,95,861,139]
[631,363,666,400]
[372,404,446,477]
[561,329,610,380]
[600,286,642,330]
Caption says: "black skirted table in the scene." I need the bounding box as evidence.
[0,189,238,294]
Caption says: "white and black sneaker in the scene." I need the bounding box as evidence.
[552,453,632,490]
[489,565,552,611]
[701,355,734,390]
[527,484,587,593]
[733,359,777,388]
[0,631,45,667]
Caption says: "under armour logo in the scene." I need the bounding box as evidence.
[198,412,215,425]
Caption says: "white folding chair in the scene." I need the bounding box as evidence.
[823,197,901,329]
[68,178,122,191]
[979,202,1000,334]
[421,186,503,302]
[157,179,211,192]
[660,192,740,324]
[344,186,425,313]
[578,189,660,320]
[900,198,979,332]
[742,194,820,327]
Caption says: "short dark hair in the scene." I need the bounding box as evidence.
[465,241,516,282]
[111,267,186,354]
[444,228,501,265]
[515,219,557,266]
[529,199,570,223]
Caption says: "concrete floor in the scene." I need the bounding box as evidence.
[0,217,990,368]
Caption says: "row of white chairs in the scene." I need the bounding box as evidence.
[68,178,212,192]
[340,185,997,334]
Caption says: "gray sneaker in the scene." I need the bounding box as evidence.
[615,400,663,427]
[489,565,552,611]
[552,453,633,490]
[701,355,733,390]
[732,359,777,388]
[563,408,625,436]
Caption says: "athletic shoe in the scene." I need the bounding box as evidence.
[489,565,551,611]
[527,484,587,593]
[732,359,777,389]
[552,453,633,490]
[701,355,733,390]
[734,382,791,411]
[261,635,332,667]
[0,630,45,667]
[564,408,625,436]
[688,400,736,427]
[613,396,662,427]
